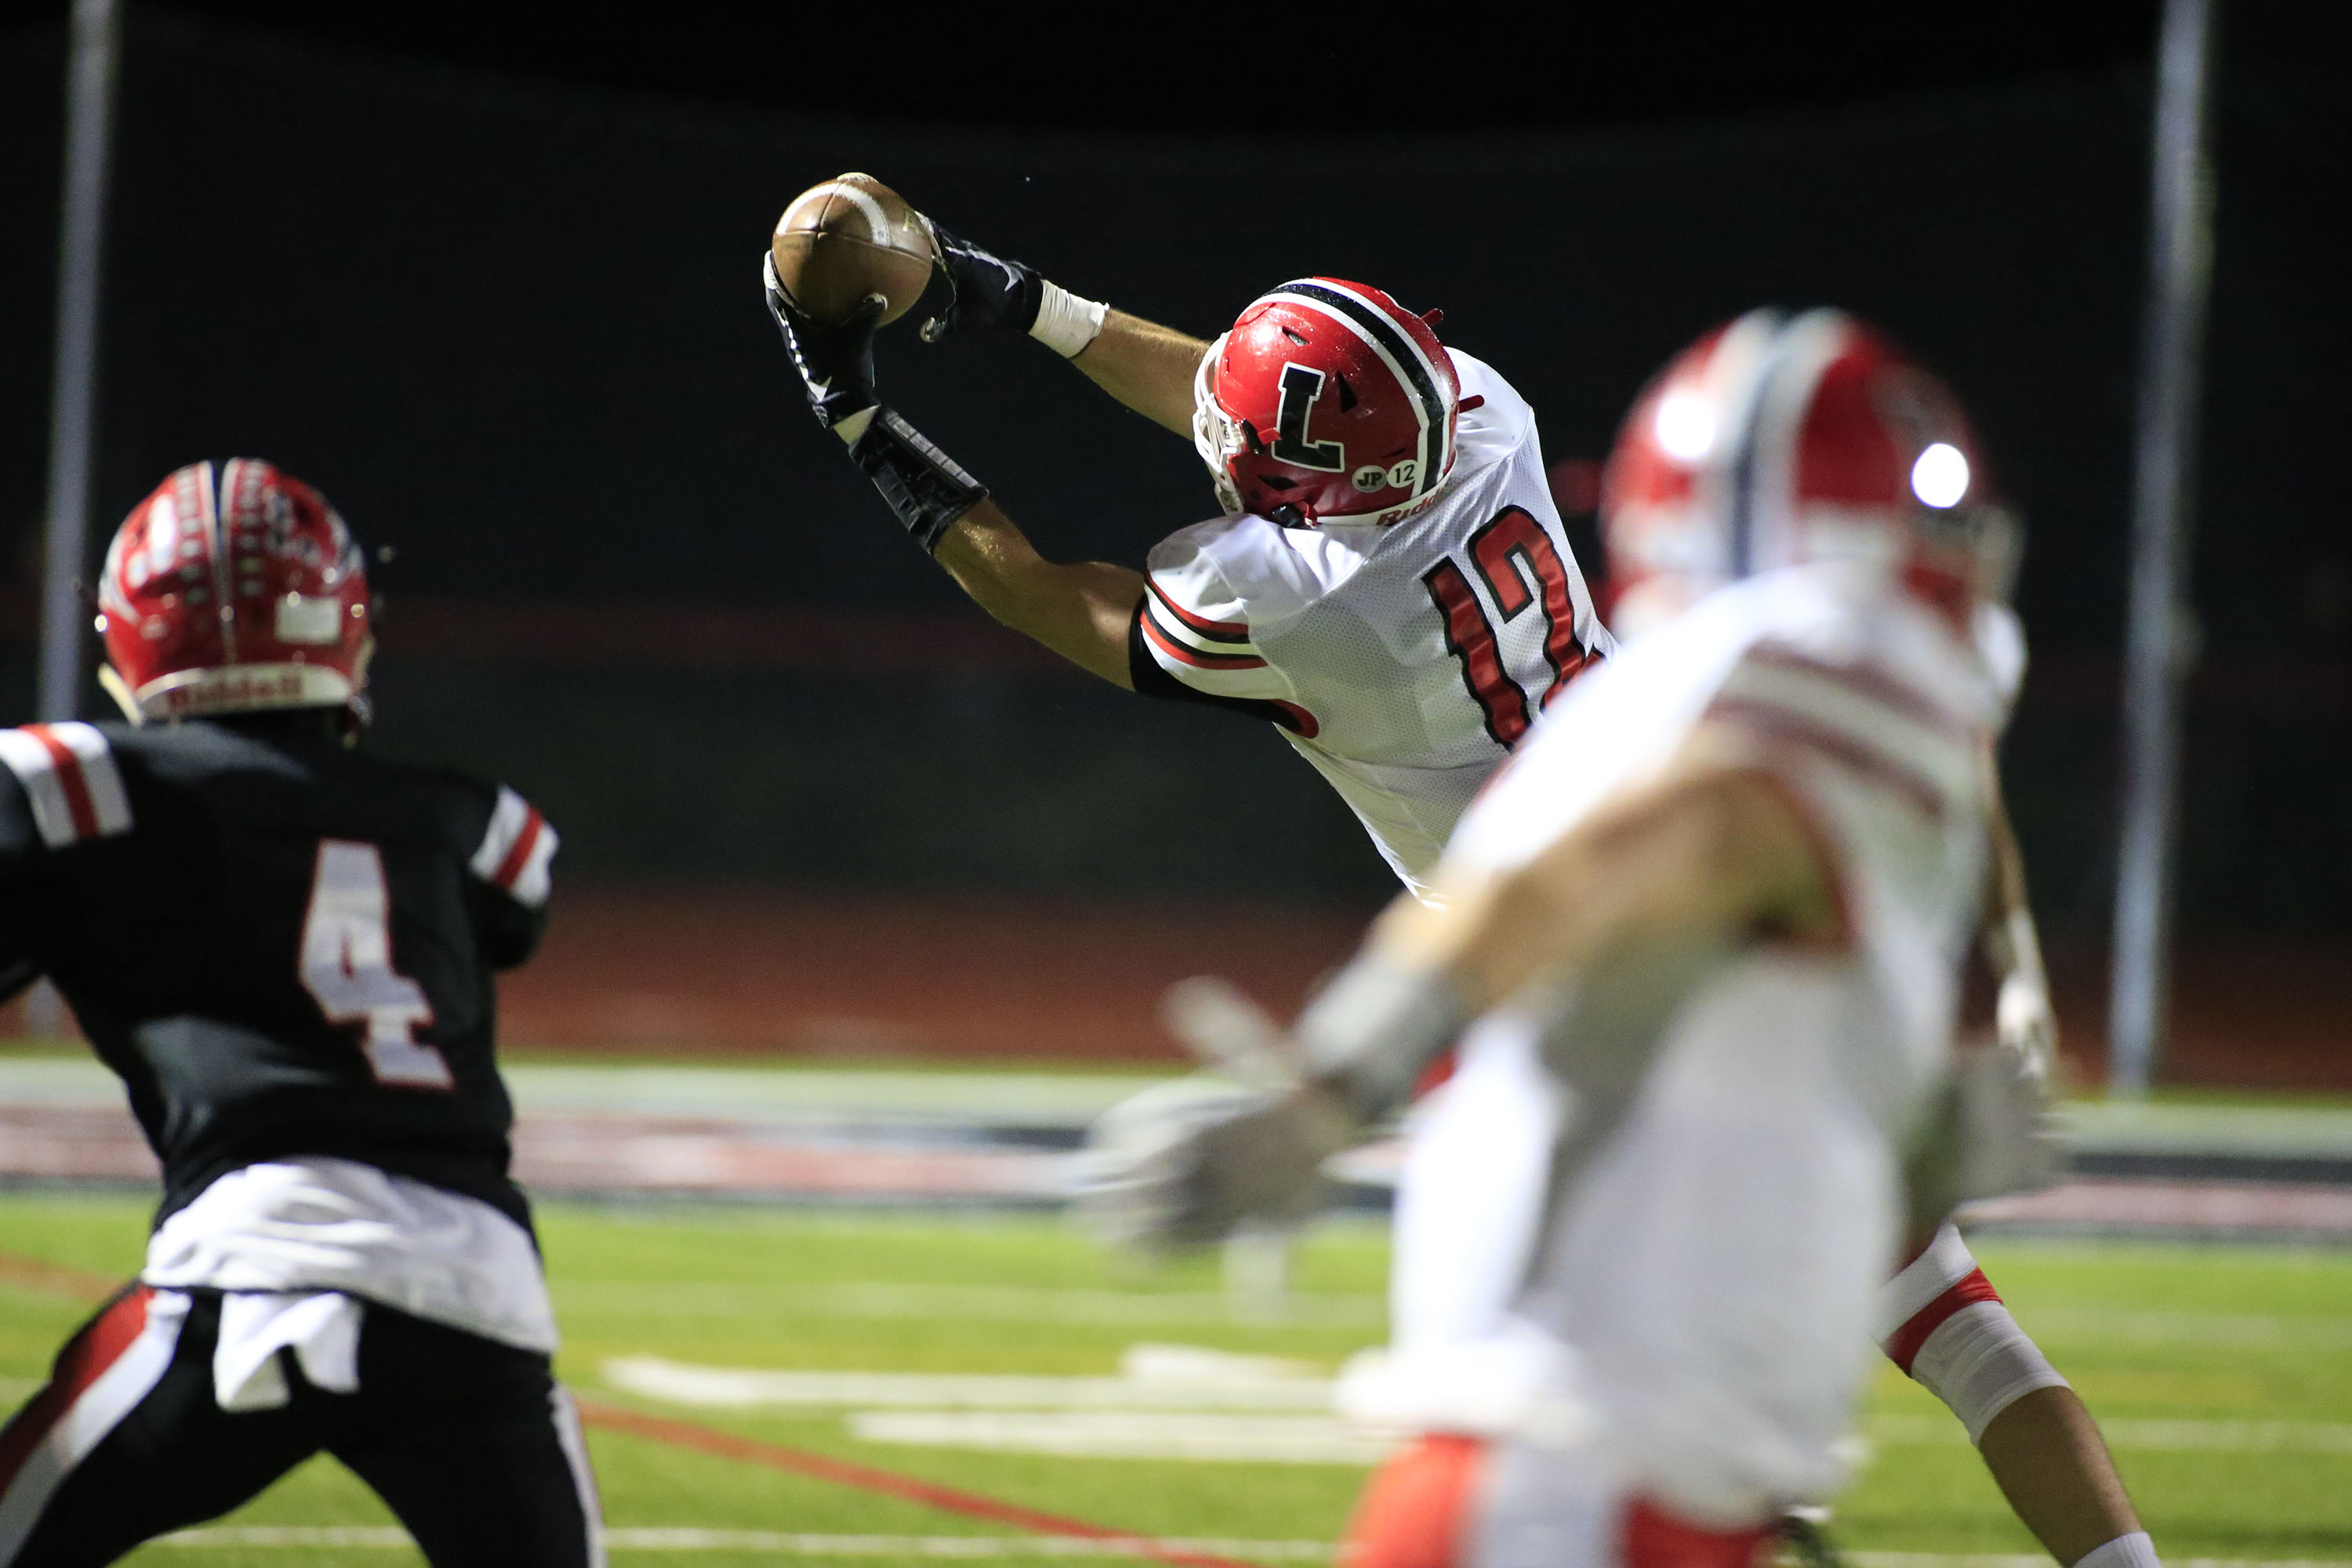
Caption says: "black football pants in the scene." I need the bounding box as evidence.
[0,1285,602,1567]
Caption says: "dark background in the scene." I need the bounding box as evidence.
[2,2,2347,953]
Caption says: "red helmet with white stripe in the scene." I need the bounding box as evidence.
[1192,278,1461,528]
[1602,309,2018,638]
[96,459,373,724]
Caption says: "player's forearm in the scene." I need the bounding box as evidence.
[1069,310,1210,437]
[935,501,1142,688]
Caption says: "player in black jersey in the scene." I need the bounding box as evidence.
[0,460,601,1567]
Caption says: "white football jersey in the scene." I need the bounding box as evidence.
[1138,353,1613,898]
[1446,558,2002,1101]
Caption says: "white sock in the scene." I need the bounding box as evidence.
[2074,1530,2159,1568]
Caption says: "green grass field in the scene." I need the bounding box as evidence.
[4,1193,2349,1566]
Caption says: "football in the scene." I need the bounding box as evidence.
[768,172,936,327]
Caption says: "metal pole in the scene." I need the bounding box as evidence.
[2109,0,2219,1097]
[40,0,122,724]
[26,0,122,1041]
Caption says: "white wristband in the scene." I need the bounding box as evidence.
[1031,281,1109,358]
[2074,1531,2159,1568]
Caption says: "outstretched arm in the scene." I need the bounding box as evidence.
[924,224,1207,437]
[763,251,1146,691]
[1069,311,1210,437]
[934,503,1143,688]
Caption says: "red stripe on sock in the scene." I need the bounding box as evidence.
[0,1285,149,1501]
[23,725,100,842]
[1410,1047,1459,1101]
[1345,1433,1485,1568]
[578,1403,1260,1568]
[1883,1267,2004,1375]
[492,805,545,890]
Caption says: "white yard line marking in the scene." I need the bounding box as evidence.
[847,1411,1391,1465]
[604,1356,2352,1461]
[562,1282,1385,1329]
[1869,1413,2352,1452]
[155,1528,1338,1559]
[602,1357,1334,1412]
[2017,1307,2352,1353]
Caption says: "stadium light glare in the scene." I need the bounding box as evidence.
[1654,390,1716,461]
[1910,442,1970,508]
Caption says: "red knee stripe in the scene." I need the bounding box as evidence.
[1345,1434,1486,1568]
[1882,1267,2003,1376]
[1410,1047,1461,1101]
[1621,1497,1773,1568]
[0,1286,151,1501]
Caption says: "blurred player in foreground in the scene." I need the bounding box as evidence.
[1083,314,2158,1568]
[764,212,2147,1563]
[0,461,597,1567]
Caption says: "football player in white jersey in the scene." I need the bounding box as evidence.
[764,239,2147,1565]
[1074,310,2158,1568]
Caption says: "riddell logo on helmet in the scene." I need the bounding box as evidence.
[164,670,307,715]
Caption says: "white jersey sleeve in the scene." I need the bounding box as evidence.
[1134,518,1319,735]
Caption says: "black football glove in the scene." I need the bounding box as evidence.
[764,252,883,431]
[760,250,988,555]
[919,223,1046,342]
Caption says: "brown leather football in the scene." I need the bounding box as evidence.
[768,172,936,327]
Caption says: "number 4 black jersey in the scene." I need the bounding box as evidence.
[0,717,556,1231]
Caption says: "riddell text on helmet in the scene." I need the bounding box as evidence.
[164,669,310,716]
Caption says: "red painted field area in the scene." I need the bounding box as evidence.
[495,891,1370,1064]
[495,894,2352,1088]
[7,891,2346,1085]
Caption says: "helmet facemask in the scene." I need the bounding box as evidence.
[1191,334,1246,515]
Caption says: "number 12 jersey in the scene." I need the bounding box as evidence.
[1134,353,1614,898]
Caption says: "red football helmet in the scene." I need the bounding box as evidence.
[1602,309,2017,638]
[1192,278,1462,527]
[96,459,373,723]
